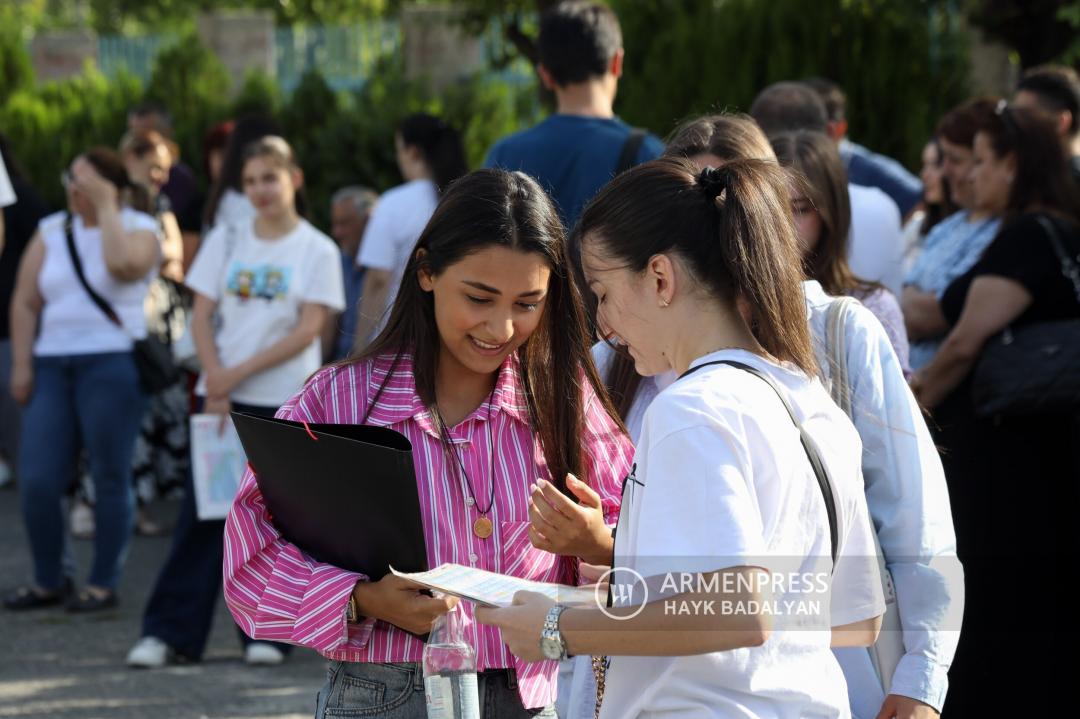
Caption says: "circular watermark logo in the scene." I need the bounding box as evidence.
[594,566,649,620]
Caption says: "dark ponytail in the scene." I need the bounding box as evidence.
[579,156,817,377]
[397,114,469,194]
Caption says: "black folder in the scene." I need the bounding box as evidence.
[231,412,428,580]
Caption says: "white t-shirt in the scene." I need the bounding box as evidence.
[600,349,884,719]
[849,184,903,297]
[185,218,345,407]
[35,210,159,357]
[0,151,15,208]
[355,178,438,320]
[213,188,256,230]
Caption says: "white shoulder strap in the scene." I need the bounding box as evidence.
[824,297,859,418]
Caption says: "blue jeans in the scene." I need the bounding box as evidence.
[18,351,146,591]
[315,662,557,718]
[141,399,291,660]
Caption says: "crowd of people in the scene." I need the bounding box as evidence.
[2,1,1079,717]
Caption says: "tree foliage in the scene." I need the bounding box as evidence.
[0,30,539,227]
[964,0,1079,69]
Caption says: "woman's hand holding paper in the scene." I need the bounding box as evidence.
[475,590,555,662]
[528,474,613,566]
[351,573,459,635]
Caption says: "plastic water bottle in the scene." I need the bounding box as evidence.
[423,603,480,719]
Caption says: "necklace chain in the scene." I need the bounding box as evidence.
[435,388,497,516]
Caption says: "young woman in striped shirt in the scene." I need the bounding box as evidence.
[222,169,633,718]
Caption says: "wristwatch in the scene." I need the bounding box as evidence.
[539,605,570,661]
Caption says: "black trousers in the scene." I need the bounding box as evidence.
[139,400,292,660]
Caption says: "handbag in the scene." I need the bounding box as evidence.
[63,213,179,394]
[971,215,1080,418]
[825,296,905,695]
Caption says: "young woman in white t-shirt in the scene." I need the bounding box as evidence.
[5,149,159,612]
[126,135,344,669]
[478,157,885,719]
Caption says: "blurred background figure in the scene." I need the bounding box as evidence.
[352,113,466,353]
[324,185,377,362]
[912,103,1080,719]
[127,103,202,247]
[901,138,957,272]
[4,148,159,613]
[120,128,192,536]
[0,136,49,491]
[750,81,906,296]
[902,97,1002,373]
[804,76,924,218]
[771,129,911,375]
[1012,64,1080,183]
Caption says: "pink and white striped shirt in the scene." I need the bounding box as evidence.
[223,352,632,709]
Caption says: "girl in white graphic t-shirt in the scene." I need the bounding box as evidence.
[478,158,885,719]
[126,135,344,669]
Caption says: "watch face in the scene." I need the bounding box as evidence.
[540,634,564,660]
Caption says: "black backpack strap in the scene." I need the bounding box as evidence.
[615,128,647,175]
[63,212,123,329]
[679,359,840,568]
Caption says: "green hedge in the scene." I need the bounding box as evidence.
[611,0,971,169]
[0,32,540,230]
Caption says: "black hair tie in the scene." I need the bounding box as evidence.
[697,165,728,204]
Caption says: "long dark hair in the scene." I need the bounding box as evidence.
[981,105,1080,221]
[579,157,817,377]
[397,114,468,195]
[920,138,957,236]
[203,114,284,228]
[770,130,881,299]
[352,168,624,496]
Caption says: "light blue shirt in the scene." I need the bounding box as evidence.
[589,282,964,716]
[904,211,1000,370]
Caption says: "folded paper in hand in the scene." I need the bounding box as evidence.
[391,564,597,608]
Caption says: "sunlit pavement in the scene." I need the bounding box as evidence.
[0,487,326,718]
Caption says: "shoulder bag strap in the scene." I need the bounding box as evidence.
[825,297,859,417]
[1034,214,1080,304]
[63,212,124,330]
[615,128,647,176]
[678,358,839,567]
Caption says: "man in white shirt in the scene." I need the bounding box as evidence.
[750,82,905,296]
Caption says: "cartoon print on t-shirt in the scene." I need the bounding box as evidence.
[226,263,293,302]
[262,269,288,301]
[231,268,256,300]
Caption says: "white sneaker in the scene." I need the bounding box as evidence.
[126,636,171,668]
[244,642,285,666]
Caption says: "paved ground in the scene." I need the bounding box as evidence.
[0,487,326,719]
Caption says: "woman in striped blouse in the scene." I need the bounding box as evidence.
[223,169,634,717]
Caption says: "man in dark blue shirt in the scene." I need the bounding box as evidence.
[484,1,664,231]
